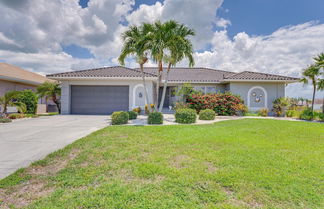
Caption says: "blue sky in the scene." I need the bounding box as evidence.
[0,0,323,98]
[72,0,324,59]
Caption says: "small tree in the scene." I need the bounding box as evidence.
[0,91,26,114]
[17,90,38,114]
[300,64,321,112]
[272,97,289,117]
[37,81,61,113]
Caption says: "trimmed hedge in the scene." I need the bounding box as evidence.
[111,111,129,125]
[148,112,163,124]
[199,109,215,120]
[175,108,196,124]
[187,92,244,116]
[128,111,138,120]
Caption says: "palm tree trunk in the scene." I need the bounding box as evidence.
[155,61,163,112]
[311,82,316,112]
[158,63,171,112]
[140,64,150,110]
[52,95,61,114]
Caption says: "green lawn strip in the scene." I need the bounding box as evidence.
[0,119,323,208]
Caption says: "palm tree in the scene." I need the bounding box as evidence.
[118,25,151,108]
[158,23,195,112]
[300,64,321,111]
[37,81,61,113]
[314,53,324,112]
[0,91,26,114]
[146,20,179,110]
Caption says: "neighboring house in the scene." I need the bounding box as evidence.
[47,66,299,115]
[0,63,53,113]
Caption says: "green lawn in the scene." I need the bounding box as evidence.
[1,119,323,208]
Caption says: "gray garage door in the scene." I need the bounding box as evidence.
[71,85,129,115]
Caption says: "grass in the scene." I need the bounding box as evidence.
[0,119,323,208]
[37,112,59,116]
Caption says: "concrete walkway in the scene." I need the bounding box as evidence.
[0,115,108,179]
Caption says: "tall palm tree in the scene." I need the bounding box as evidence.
[158,24,195,112]
[147,20,179,110]
[37,81,61,113]
[0,91,26,114]
[118,25,151,108]
[300,64,321,111]
[314,53,324,112]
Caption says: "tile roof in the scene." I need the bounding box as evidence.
[47,66,156,78]
[136,67,236,83]
[47,66,299,82]
[224,71,299,81]
[0,63,52,85]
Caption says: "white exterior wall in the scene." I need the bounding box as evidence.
[60,79,154,114]
[228,82,286,111]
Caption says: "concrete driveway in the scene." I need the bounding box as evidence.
[0,115,108,179]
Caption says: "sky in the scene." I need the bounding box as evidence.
[0,0,323,99]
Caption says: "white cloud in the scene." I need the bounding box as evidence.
[126,0,224,50]
[193,22,324,99]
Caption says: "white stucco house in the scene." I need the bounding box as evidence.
[47,66,299,115]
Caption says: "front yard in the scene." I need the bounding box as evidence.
[0,119,323,208]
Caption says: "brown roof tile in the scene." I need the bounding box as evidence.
[137,67,236,83]
[47,66,156,78]
[224,71,299,81]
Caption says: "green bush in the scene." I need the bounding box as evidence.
[0,118,12,123]
[8,113,25,119]
[187,92,244,116]
[199,109,216,120]
[128,111,138,120]
[272,97,289,117]
[25,114,39,118]
[318,113,324,122]
[286,110,301,118]
[299,108,315,121]
[111,111,129,125]
[17,90,38,114]
[148,112,163,124]
[258,108,268,117]
[175,108,196,124]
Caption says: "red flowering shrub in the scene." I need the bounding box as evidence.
[186,92,245,116]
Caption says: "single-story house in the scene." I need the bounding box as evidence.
[0,63,53,113]
[47,66,299,115]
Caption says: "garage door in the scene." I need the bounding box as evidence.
[71,85,129,115]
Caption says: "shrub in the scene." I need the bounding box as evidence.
[318,113,324,122]
[17,90,38,114]
[148,112,163,124]
[258,108,268,117]
[25,114,39,118]
[272,97,289,117]
[8,113,25,119]
[173,102,188,111]
[0,118,12,123]
[199,109,216,120]
[285,110,301,118]
[145,104,155,114]
[132,107,142,114]
[111,111,129,125]
[187,92,244,116]
[128,111,138,120]
[235,103,248,116]
[299,108,315,121]
[175,108,197,124]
